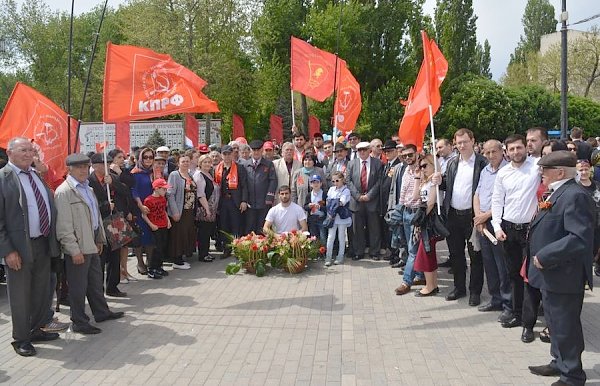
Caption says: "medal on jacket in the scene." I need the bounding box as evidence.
[297,174,304,185]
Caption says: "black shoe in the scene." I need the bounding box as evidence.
[497,310,513,323]
[501,316,522,328]
[201,255,214,262]
[521,327,535,343]
[478,302,503,312]
[30,330,59,342]
[398,259,406,267]
[540,327,551,343]
[595,264,600,277]
[222,250,231,259]
[215,244,224,252]
[445,289,466,301]
[438,260,452,268]
[372,255,380,261]
[391,262,403,268]
[147,269,163,279]
[106,290,128,298]
[389,257,400,265]
[72,324,102,334]
[352,256,361,261]
[550,381,569,386]
[528,364,560,377]
[12,341,36,357]
[96,311,125,323]
[468,294,481,306]
[415,287,439,297]
[448,267,453,274]
[156,268,169,276]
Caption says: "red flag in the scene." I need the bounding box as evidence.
[308,115,321,138]
[233,114,245,139]
[290,36,344,102]
[269,114,283,144]
[95,141,109,153]
[398,31,448,150]
[334,64,362,135]
[0,82,78,179]
[185,114,199,148]
[103,42,219,122]
[115,121,130,153]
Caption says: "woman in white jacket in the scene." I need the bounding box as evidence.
[324,171,352,266]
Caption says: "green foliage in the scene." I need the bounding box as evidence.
[504,85,560,130]
[145,128,166,148]
[566,94,600,137]
[510,0,556,64]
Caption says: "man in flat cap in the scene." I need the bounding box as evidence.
[527,150,594,386]
[55,153,124,335]
[0,137,61,356]
[244,139,277,234]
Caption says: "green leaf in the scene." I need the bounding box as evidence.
[225,262,241,275]
[255,261,266,277]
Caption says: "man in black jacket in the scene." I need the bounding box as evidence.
[433,128,487,305]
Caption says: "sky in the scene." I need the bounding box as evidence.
[47,0,600,81]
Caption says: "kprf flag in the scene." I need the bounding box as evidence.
[233,114,245,139]
[103,42,219,122]
[115,121,130,153]
[185,114,199,148]
[308,115,321,138]
[0,82,79,178]
[334,64,361,135]
[398,31,448,150]
[269,114,283,144]
[290,36,344,102]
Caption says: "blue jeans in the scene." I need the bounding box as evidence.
[402,208,424,286]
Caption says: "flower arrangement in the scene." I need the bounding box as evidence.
[538,201,553,210]
[268,230,320,274]
[225,232,273,276]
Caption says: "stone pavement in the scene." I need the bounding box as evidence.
[0,246,599,386]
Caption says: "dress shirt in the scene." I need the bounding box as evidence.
[399,166,420,208]
[548,178,572,197]
[358,157,371,187]
[439,153,456,175]
[67,175,100,231]
[475,160,507,213]
[350,149,358,160]
[9,162,51,238]
[491,156,540,231]
[450,152,476,210]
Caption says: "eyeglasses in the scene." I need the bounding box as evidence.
[358,148,369,152]
[332,179,342,182]
[401,153,415,158]
[419,164,429,169]
[142,155,154,160]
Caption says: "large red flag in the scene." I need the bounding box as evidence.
[115,121,130,153]
[269,114,283,144]
[308,115,321,138]
[0,82,78,179]
[398,31,448,150]
[290,36,343,102]
[185,114,199,148]
[334,64,362,135]
[103,42,219,122]
[232,114,245,140]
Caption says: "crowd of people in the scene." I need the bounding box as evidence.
[0,126,597,386]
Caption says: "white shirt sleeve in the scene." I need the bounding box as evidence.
[491,170,505,232]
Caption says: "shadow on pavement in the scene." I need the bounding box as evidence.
[223,294,345,312]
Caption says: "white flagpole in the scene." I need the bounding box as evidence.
[290,89,296,128]
[428,104,441,215]
[102,122,111,208]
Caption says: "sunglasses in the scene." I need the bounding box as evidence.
[401,153,415,158]
[332,179,342,182]
[419,164,429,169]
[143,155,154,160]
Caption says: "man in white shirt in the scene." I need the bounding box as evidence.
[347,133,360,161]
[263,185,308,234]
[435,138,456,174]
[491,134,541,330]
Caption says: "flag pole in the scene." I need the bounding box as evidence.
[102,122,112,206]
[290,89,296,128]
[331,0,344,141]
[67,0,75,154]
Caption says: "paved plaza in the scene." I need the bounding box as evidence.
[0,245,599,386]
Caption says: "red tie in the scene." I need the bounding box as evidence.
[24,171,50,236]
[360,160,367,193]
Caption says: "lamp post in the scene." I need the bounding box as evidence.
[560,0,568,139]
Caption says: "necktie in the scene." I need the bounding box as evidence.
[24,171,50,236]
[360,160,368,193]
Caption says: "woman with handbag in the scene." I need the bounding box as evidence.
[167,155,197,269]
[412,154,442,296]
[324,172,352,266]
[193,154,220,262]
[131,148,157,275]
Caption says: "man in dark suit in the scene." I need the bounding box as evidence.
[244,139,277,234]
[433,128,487,305]
[380,140,402,258]
[527,150,594,386]
[346,141,383,260]
[0,137,61,356]
[570,126,592,162]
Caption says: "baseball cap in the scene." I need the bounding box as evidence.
[263,141,274,150]
[309,174,322,183]
[152,178,171,190]
[197,143,210,154]
[156,146,170,153]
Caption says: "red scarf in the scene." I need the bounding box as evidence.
[214,161,238,189]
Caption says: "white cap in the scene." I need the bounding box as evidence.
[156,146,170,152]
[356,141,371,150]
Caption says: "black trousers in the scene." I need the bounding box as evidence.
[500,222,528,318]
[522,283,542,329]
[197,220,216,259]
[100,247,121,293]
[149,228,168,270]
[445,208,483,295]
[352,203,381,257]
[245,207,269,235]
[219,197,242,246]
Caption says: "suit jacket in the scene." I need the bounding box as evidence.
[243,158,277,209]
[218,161,248,208]
[573,139,592,162]
[325,158,349,184]
[273,158,301,204]
[440,153,488,217]
[380,158,402,215]
[387,162,407,211]
[88,171,131,219]
[346,156,382,212]
[0,166,60,262]
[55,178,107,257]
[527,179,594,293]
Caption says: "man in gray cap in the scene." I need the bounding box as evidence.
[0,137,61,356]
[527,150,594,386]
[244,139,277,234]
[55,153,124,335]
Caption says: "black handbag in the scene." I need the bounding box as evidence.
[427,211,450,239]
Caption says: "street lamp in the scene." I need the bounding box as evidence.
[560,0,568,139]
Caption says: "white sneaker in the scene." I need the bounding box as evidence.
[334,260,342,265]
[173,262,191,270]
[119,278,129,284]
[324,261,332,267]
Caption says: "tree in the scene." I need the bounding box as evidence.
[567,94,600,136]
[474,39,492,79]
[145,128,166,148]
[504,85,560,130]
[510,0,556,64]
